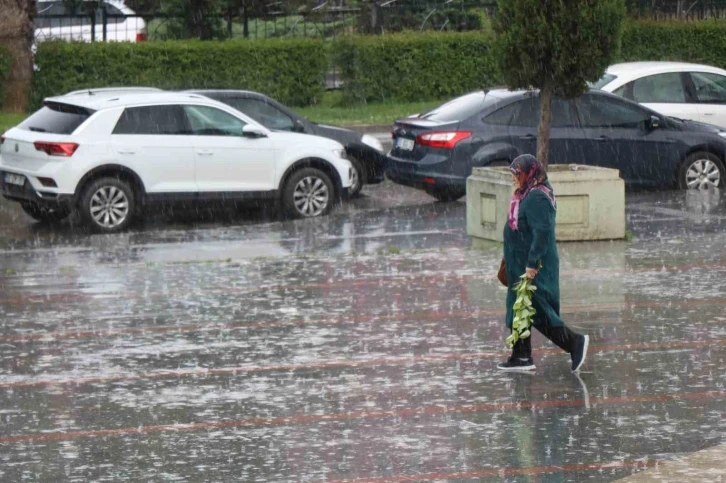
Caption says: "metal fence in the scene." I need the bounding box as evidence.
[32,0,726,43]
[32,2,496,42]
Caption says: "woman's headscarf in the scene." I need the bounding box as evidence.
[507,154,556,231]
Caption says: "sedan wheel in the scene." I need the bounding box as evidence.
[283,168,335,218]
[679,152,725,190]
[685,159,721,189]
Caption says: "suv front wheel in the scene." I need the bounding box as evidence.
[282,168,335,218]
[79,177,136,233]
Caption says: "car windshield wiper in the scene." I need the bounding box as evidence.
[28,126,47,132]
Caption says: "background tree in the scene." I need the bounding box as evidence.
[493,0,626,168]
[0,0,35,111]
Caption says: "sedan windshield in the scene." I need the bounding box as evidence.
[588,73,618,90]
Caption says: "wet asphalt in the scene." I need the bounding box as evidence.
[0,181,725,482]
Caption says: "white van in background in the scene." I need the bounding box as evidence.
[34,0,147,43]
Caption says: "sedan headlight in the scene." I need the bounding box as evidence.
[361,134,384,152]
[719,132,726,139]
[333,148,347,159]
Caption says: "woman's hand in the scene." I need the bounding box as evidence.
[525,267,538,280]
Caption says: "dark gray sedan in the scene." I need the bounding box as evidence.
[188,90,387,197]
[387,89,726,201]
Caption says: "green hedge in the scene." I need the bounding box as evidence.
[335,32,500,104]
[0,47,12,109]
[27,20,726,112]
[336,21,726,104]
[620,20,726,67]
[31,39,328,111]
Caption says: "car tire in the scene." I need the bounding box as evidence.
[20,202,70,223]
[79,177,136,233]
[282,168,335,219]
[678,152,725,190]
[428,188,465,202]
[348,157,367,198]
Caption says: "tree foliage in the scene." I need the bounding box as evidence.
[493,0,626,167]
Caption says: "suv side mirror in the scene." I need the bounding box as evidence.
[649,115,661,130]
[242,124,268,138]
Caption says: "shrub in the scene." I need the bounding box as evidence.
[335,32,500,104]
[30,38,328,110]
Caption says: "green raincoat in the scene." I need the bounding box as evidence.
[503,188,564,329]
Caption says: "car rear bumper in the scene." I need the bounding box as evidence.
[385,155,467,191]
[1,171,74,209]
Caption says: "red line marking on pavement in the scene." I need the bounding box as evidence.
[324,459,656,483]
[2,338,724,390]
[1,258,722,306]
[0,390,723,445]
[3,294,725,343]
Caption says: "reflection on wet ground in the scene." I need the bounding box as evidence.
[0,182,724,482]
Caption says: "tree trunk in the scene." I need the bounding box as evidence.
[0,0,35,112]
[536,81,554,170]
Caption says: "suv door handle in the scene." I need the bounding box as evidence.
[595,136,610,142]
[703,112,715,116]
[197,150,214,156]
[117,149,135,154]
[519,134,536,140]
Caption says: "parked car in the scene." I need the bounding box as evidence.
[35,0,146,43]
[62,87,163,97]
[387,89,726,199]
[591,62,726,129]
[0,92,353,232]
[187,90,386,197]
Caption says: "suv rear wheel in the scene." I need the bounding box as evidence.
[282,168,335,218]
[21,202,70,223]
[80,177,136,233]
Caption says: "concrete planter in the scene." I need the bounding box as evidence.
[466,165,625,243]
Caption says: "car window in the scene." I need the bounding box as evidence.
[483,102,518,125]
[631,73,686,103]
[690,72,726,104]
[19,102,94,135]
[588,73,617,90]
[499,97,577,128]
[183,105,247,136]
[613,85,627,97]
[576,95,649,128]
[419,92,498,123]
[223,97,294,131]
[113,105,189,135]
[97,4,125,24]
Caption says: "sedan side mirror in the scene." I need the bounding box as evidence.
[293,119,306,133]
[649,115,661,130]
[242,124,268,138]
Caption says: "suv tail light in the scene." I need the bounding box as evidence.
[34,142,79,157]
[136,32,147,42]
[416,131,472,149]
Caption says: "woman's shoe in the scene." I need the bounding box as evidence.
[497,357,536,372]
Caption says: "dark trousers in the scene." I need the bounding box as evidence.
[512,322,580,359]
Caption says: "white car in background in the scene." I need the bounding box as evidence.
[35,0,146,43]
[591,62,726,128]
[0,92,353,232]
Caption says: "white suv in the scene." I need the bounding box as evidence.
[0,92,353,232]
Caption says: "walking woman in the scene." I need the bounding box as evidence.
[498,154,589,372]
